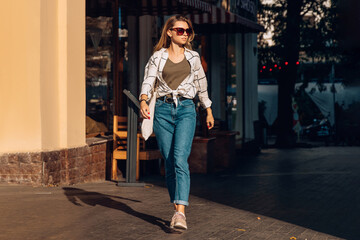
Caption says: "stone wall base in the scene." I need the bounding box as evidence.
[0,139,111,186]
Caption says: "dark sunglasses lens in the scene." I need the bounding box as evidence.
[176,28,185,35]
[172,28,191,35]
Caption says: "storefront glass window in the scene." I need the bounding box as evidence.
[86,0,114,137]
[226,34,237,130]
[85,0,130,137]
[192,33,213,136]
[116,8,129,116]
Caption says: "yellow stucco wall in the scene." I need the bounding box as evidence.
[0,0,85,153]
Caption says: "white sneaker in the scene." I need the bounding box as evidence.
[170,211,177,229]
[173,212,187,230]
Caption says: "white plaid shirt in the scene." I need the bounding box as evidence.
[139,47,212,108]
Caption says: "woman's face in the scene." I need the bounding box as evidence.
[167,21,191,46]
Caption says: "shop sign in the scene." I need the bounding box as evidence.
[238,0,257,16]
[178,0,212,13]
[230,0,257,20]
[212,0,257,19]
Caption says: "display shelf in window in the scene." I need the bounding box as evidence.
[85,16,114,135]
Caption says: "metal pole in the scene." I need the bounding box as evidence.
[331,64,336,140]
[130,101,138,183]
[242,33,246,142]
[117,90,144,187]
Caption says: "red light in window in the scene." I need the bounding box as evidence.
[285,62,289,65]
[279,67,282,70]
[260,70,263,73]
[262,66,266,69]
[269,68,273,72]
[274,64,278,68]
[296,61,300,65]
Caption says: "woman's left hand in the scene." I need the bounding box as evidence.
[206,108,215,129]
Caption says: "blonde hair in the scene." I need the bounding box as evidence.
[153,15,195,52]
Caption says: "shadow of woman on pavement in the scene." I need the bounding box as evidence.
[62,187,182,234]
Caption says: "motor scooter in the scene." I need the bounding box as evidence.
[303,118,333,144]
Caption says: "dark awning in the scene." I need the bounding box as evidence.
[122,0,264,33]
[187,5,264,33]
[122,0,212,15]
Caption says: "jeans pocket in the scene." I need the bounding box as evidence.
[155,99,165,107]
[180,99,194,108]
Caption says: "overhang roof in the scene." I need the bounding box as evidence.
[122,0,264,33]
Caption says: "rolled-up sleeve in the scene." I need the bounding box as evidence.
[139,55,158,100]
[194,53,212,109]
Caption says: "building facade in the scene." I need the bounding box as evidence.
[0,0,262,185]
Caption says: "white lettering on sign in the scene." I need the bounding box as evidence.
[234,0,256,16]
[178,0,212,13]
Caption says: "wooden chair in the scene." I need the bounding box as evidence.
[112,115,162,181]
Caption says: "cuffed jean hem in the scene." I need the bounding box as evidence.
[172,200,189,206]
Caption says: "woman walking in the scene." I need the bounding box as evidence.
[139,15,214,230]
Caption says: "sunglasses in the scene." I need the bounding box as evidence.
[170,27,192,36]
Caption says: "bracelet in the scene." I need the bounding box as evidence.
[140,99,147,103]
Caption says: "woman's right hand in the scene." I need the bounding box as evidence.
[140,101,151,119]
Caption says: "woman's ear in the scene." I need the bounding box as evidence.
[167,29,172,38]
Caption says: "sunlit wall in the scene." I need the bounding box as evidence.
[0,0,86,153]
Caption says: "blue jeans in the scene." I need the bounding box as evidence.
[153,97,196,206]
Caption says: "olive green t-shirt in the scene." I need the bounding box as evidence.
[162,56,191,90]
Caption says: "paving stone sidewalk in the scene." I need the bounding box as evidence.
[1,146,359,240]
